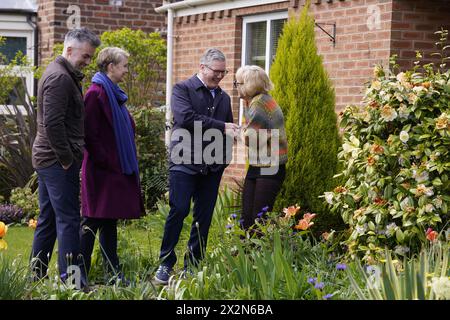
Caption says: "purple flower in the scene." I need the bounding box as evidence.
[307,277,317,285]
[225,224,233,229]
[336,263,347,271]
[230,214,237,219]
[238,219,244,227]
[257,212,264,218]
[314,282,325,290]
[323,293,334,300]
[262,206,269,212]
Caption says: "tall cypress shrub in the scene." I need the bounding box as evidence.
[270,2,342,230]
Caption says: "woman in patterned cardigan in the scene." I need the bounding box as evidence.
[234,65,288,233]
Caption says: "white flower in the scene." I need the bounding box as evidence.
[398,104,410,119]
[381,104,398,122]
[408,93,418,104]
[396,72,412,89]
[386,223,397,237]
[432,196,443,209]
[413,85,425,94]
[324,192,334,205]
[425,203,434,213]
[394,92,404,102]
[399,131,409,143]
[430,277,450,300]
[356,224,368,235]
[400,198,410,210]
[371,80,381,90]
[415,184,434,197]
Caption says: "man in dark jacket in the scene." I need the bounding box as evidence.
[154,48,239,284]
[31,28,100,289]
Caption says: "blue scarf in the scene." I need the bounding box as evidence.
[92,72,139,176]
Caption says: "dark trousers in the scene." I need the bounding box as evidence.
[241,176,284,231]
[31,162,86,285]
[79,217,119,278]
[159,169,223,269]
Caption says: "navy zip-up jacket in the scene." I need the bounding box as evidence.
[169,75,234,174]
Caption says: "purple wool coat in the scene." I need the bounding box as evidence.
[81,83,145,220]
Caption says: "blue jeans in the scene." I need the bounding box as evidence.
[31,162,86,286]
[159,169,224,269]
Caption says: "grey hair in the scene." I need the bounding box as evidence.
[64,27,101,48]
[97,47,129,73]
[200,48,226,65]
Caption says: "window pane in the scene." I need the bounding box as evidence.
[270,19,287,69]
[245,21,266,69]
[0,37,27,64]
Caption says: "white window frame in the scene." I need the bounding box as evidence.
[0,15,35,115]
[239,11,288,125]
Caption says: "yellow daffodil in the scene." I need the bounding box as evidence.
[0,239,7,250]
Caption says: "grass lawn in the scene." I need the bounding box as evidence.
[3,224,160,268]
[3,226,34,261]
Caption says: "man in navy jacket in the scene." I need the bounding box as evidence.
[155,48,239,284]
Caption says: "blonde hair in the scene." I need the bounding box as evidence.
[235,65,273,99]
[97,47,130,73]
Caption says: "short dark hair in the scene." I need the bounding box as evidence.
[64,27,101,48]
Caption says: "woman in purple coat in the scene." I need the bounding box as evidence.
[80,47,144,284]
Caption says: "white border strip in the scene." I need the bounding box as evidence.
[157,0,288,17]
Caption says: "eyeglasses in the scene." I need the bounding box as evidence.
[205,65,229,76]
[233,80,244,88]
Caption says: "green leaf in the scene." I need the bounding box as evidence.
[375,213,382,225]
[384,185,393,199]
[396,229,405,243]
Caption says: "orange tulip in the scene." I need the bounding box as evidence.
[426,228,438,242]
[303,213,317,223]
[0,221,7,238]
[294,219,314,230]
[283,205,300,218]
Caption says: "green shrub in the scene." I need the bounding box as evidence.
[9,187,39,220]
[131,107,168,211]
[270,1,342,232]
[325,30,450,261]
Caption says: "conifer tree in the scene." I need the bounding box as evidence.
[270,1,342,229]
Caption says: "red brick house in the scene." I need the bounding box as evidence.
[155,0,450,185]
[0,0,165,101]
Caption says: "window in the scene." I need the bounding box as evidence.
[242,12,287,72]
[0,27,35,112]
[240,11,288,124]
[0,36,27,63]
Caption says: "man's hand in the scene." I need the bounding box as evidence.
[225,122,240,139]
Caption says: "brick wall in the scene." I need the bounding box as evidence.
[390,0,450,70]
[298,0,394,111]
[36,0,165,64]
